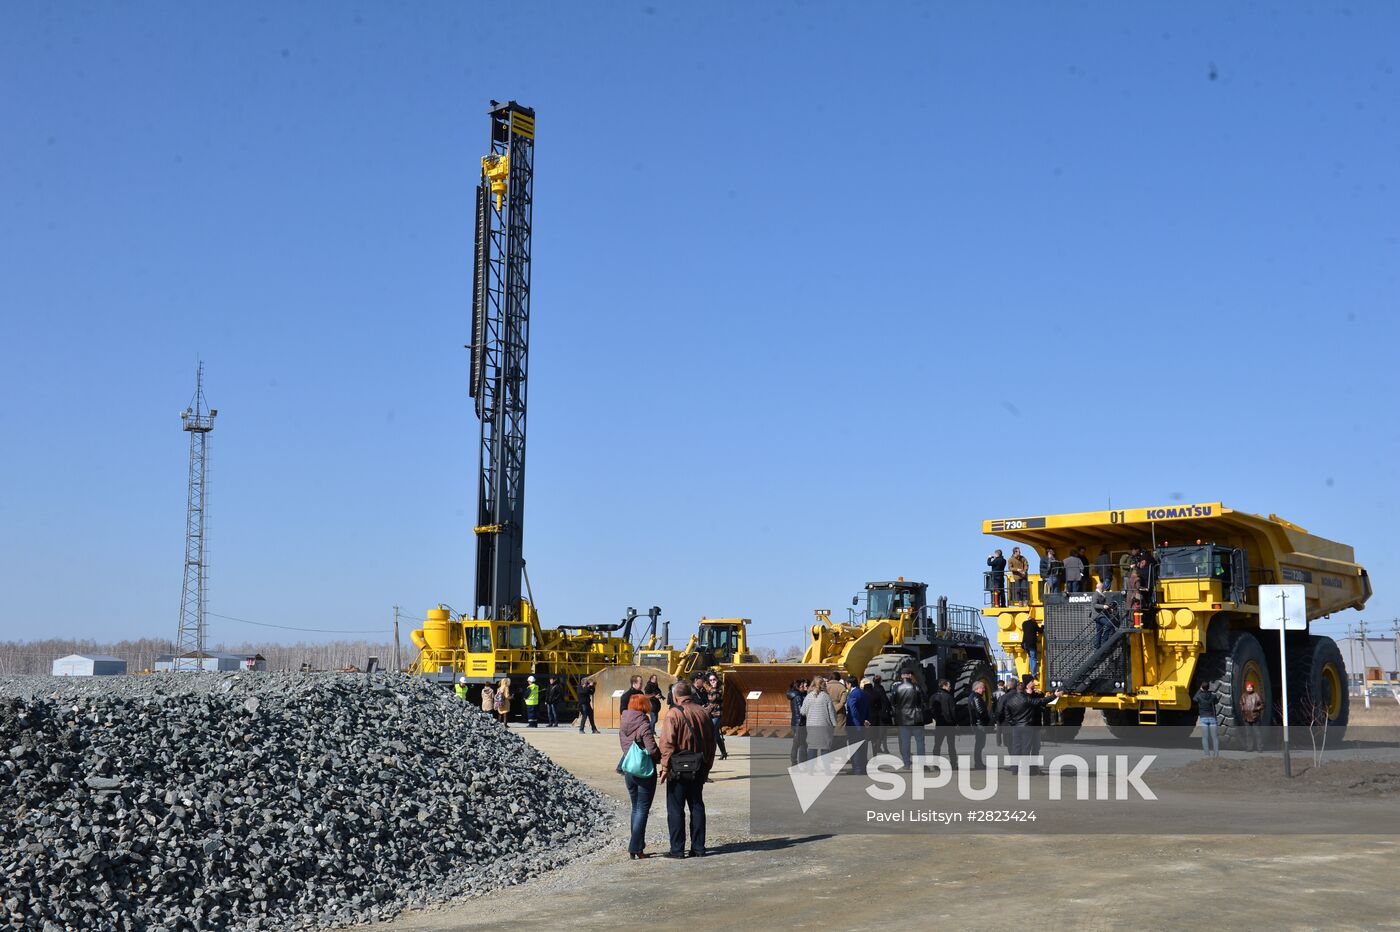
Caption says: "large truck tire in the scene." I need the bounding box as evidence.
[1287,634,1349,736]
[1196,630,1273,748]
[952,659,996,725]
[864,652,924,692]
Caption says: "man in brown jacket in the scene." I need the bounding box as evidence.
[827,673,850,729]
[1240,681,1265,752]
[659,682,717,858]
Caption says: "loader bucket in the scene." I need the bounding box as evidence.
[718,663,841,736]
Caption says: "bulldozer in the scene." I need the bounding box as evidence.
[633,616,761,678]
[980,502,1372,745]
[718,579,999,734]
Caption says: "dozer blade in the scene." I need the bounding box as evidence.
[718,663,842,737]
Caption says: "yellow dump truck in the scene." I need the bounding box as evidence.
[981,503,1371,743]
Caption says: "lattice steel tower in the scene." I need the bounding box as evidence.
[174,364,217,671]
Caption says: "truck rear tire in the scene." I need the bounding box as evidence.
[952,659,996,725]
[1287,635,1349,736]
[1196,630,1273,748]
[1052,706,1086,739]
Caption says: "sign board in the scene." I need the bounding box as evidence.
[611,689,626,698]
[1257,584,1307,630]
[746,691,762,700]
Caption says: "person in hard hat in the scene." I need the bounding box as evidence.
[524,675,541,728]
[454,676,469,701]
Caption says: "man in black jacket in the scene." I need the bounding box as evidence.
[545,676,563,727]
[930,679,958,767]
[577,677,599,734]
[966,680,992,769]
[986,549,1007,607]
[892,670,928,768]
[1000,682,1063,767]
[867,674,894,754]
[619,674,644,717]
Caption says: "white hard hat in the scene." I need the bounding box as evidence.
[527,675,535,683]
[459,676,467,684]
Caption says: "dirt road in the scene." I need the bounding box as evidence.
[381,720,1400,931]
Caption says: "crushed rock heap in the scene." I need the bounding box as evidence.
[0,673,611,931]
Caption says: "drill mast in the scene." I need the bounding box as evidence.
[469,101,535,621]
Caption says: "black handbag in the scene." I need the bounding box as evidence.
[668,709,707,779]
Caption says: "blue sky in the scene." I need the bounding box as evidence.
[2,2,1396,650]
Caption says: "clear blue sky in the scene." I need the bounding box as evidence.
[2,2,1397,650]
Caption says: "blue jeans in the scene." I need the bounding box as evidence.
[665,777,706,854]
[547,702,559,726]
[623,773,657,854]
[897,726,926,767]
[1199,716,1219,756]
[526,704,538,726]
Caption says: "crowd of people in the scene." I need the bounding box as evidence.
[785,670,1068,773]
[986,543,1163,612]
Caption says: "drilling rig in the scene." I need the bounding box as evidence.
[410,102,636,710]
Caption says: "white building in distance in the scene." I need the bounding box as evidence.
[52,654,128,676]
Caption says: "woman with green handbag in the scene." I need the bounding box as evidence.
[618,693,661,859]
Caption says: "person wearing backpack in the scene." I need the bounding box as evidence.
[658,681,716,858]
[618,693,660,859]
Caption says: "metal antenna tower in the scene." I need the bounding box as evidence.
[174,364,217,671]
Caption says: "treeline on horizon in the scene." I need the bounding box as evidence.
[0,637,399,675]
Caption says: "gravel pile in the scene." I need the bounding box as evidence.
[0,673,611,931]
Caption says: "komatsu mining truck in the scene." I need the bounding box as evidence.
[981,503,1371,745]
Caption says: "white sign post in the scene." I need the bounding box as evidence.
[1258,584,1307,777]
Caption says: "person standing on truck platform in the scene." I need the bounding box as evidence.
[987,549,1007,607]
[930,679,958,767]
[1095,546,1114,590]
[524,675,540,727]
[1008,547,1029,603]
[1240,682,1264,752]
[1063,550,1086,593]
[1194,683,1220,757]
[1041,548,1063,595]
[1092,582,1117,648]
